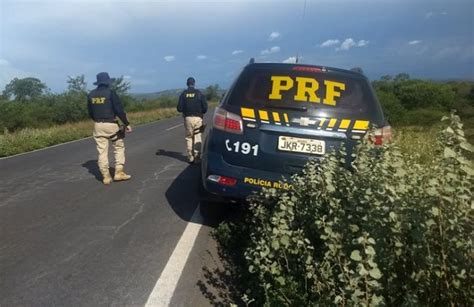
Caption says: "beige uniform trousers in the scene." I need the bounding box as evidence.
[184,116,203,160]
[93,122,125,173]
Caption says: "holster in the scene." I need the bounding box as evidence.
[193,124,206,134]
[109,124,126,141]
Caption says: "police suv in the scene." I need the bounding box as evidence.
[201,62,391,201]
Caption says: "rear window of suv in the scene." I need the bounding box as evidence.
[227,66,383,119]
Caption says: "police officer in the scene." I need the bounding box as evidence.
[87,72,132,185]
[177,77,208,163]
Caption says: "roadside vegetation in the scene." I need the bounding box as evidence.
[373,73,474,142]
[0,108,179,157]
[214,74,474,305]
[0,75,220,157]
[216,113,473,306]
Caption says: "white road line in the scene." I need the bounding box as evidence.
[145,206,203,307]
[166,123,183,131]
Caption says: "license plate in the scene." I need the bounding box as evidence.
[278,136,326,155]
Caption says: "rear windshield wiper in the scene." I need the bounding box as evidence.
[254,103,307,112]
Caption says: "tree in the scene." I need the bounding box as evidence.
[67,75,87,93]
[394,73,410,82]
[111,76,131,96]
[469,86,474,101]
[3,77,47,101]
[204,84,220,101]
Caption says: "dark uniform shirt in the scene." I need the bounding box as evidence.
[87,85,129,126]
[177,87,208,117]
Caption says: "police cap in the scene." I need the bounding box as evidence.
[186,77,195,86]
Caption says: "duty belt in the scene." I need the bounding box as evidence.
[95,119,117,123]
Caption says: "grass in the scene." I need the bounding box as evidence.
[394,125,439,163]
[0,107,179,157]
[394,121,473,163]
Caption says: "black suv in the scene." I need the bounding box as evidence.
[201,62,391,200]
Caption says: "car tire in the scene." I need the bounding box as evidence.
[198,177,231,224]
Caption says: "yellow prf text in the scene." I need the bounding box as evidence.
[244,177,292,190]
[91,97,106,104]
[268,76,346,106]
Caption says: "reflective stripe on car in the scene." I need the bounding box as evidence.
[240,107,370,133]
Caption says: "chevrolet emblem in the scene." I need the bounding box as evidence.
[292,117,316,126]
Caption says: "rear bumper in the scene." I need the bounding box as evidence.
[201,150,291,200]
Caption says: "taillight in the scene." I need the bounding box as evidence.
[372,125,392,146]
[213,107,243,134]
[207,175,238,186]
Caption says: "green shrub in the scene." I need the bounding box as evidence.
[377,91,406,125]
[238,113,473,305]
[400,108,448,126]
[373,77,474,129]
[393,80,456,110]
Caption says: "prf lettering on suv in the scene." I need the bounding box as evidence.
[200,61,391,202]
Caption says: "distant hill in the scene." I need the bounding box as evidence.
[131,88,226,101]
[131,89,184,100]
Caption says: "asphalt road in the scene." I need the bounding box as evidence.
[0,114,233,306]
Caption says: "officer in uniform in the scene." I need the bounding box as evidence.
[177,77,208,163]
[87,72,132,184]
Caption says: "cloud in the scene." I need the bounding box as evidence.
[337,38,356,51]
[335,38,369,51]
[231,50,244,55]
[320,39,340,48]
[270,46,281,53]
[268,31,280,41]
[408,40,422,45]
[261,46,280,55]
[163,55,175,62]
[123,75,131,79]
[196,55,208,60]
[425,11,447,19]
[282,56,298,64]
[5,2,136,40]
[433,45,474,61]
[0,58,10,66]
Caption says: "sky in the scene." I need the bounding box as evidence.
[0,0,473,93]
